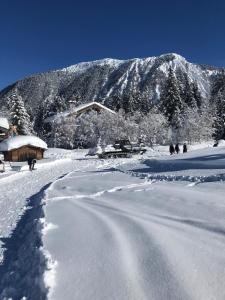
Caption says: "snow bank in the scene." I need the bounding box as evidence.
[0,136,47,151]
[44,148,87,160]
[217,139,225,147]
[0,118,9,130]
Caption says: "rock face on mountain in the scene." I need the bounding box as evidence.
[0,53,223,120]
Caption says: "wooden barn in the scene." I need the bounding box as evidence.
[0,135,47,162]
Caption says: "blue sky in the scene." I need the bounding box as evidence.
[0,0,225,90]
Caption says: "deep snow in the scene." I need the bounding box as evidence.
[43,145,225,300]
[0,145,225,299]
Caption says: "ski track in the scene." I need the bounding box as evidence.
[43,149,225,300]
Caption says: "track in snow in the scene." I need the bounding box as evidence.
[43,158,225,300]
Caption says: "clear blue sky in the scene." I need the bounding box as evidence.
[0,0,225,90]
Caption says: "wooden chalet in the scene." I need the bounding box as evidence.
[67,102,116,118]
[44,101,116,124]
[0,136,47,162]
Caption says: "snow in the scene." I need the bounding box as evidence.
[217,139,225,146]
[1,145,225,299]
[0,135,47,151]
[0,118,9,130]
[41,145,225,300]
[62,58,124,73]
[155,84,160,99]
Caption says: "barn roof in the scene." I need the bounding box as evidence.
[44,101,116,123]
[0,135,47,151]
[0,118,9,130]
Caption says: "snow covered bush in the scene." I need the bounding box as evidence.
[138,108,168,146]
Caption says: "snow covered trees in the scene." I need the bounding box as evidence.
[213,91,225,140]
[8,91,33,135]
[73,110,138,148]
[159,67,214,143]
[161,67,183,129]
[210,71,225,141]
[50,107,168,149]
[138,108,168,146]
[34,94,67,141]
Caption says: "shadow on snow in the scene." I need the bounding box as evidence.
[132,154,225,174]
[0,183,51,300]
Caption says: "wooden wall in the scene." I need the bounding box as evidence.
[3,146,44,162]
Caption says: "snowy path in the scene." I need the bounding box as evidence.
[43,147,225,300]
[0,159,75,258]
[0,156,116,259]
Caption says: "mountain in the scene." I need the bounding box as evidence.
[0,53,224,124]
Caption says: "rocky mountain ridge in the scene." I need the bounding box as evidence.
[0,53,224,120]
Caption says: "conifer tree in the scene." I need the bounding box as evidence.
[161,67,183,129]
[185,81,197,109]
[8,91,33,135]
[213,90,225,140]
[211,70,225,99]
[51,95,67,114]
[191,81,202,109]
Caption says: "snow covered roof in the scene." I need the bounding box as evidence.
[0,118,9,130]
[0,135,48,151]
[68,102,116,116]
[44,101,116,123]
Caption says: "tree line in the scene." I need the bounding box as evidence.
[6,67,225,148]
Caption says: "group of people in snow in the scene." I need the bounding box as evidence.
[169,143,187,155]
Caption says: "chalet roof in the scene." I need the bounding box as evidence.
[68,102,116,116]
[44,101,116,123]
[0,118,9,130]
[0,135,48,151]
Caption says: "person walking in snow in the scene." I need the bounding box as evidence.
[169,144,175,155]
[183,143,187,153]
[0,160,5,173]
[27,157,33,171]
[32,159,36,170]
[175,143,180,154]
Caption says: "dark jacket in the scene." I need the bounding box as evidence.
[169,144,175,154]
[183,144,187,153]
[175,144,180,153]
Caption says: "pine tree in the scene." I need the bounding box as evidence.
[128,92,140,113]
[140,89,152,113]
[8,92,33,135]
[185,80,197,109]
[213,90,225,140]
[161,67,183,129]
[51,95,67,114]
[211,70,225,99]
[191,81,202,109]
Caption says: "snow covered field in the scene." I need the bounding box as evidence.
[0,145,225,299]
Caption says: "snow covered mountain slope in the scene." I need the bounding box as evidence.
[0,53,224,118]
